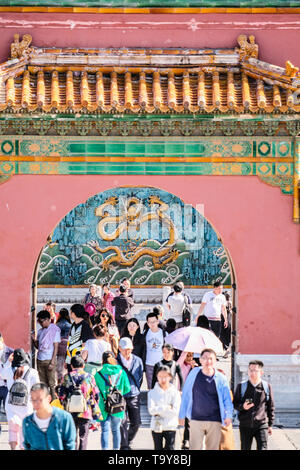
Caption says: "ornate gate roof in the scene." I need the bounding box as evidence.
[1,34,299,115]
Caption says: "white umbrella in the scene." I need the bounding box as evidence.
[166,326,223,355]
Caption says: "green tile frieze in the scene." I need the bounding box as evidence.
[0,135,297,195]
[0,136,295,159]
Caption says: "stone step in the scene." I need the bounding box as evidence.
[140,391,151,426]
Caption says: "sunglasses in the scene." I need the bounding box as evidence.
[101,314,109,318]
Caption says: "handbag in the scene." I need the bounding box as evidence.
[57,338,68,357]
[219,423,235,450]
[182,294,193,327]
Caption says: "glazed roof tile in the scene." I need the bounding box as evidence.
[0,34,299,115]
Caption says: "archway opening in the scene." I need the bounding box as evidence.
[31,185,237,387]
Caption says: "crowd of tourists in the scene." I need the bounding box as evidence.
[0,278,275,451]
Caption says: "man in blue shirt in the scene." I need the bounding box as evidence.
[179,348,233,450]
[23,383,76,450]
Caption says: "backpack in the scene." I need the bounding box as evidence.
[8,368,30,406]
[98,371,126,415]
[65,374,87,414]
[182,294,193,327]
[240,380,270,402]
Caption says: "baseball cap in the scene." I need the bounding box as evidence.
[119,337,133,350]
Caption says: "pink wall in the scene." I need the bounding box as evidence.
[0,175,299,355]
[0,13,299,355]
[0,13,299,67]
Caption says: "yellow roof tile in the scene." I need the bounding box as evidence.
[0,34,299,115]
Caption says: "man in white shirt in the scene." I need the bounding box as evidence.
[166,283,185,325]
[195,281,228,339]
[143,312,166,390]
[32,310,61,400]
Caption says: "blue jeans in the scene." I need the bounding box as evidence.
[100,415,122,450]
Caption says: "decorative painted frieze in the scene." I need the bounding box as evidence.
[0,117,299,137]
[38,186,232,287]
[0,135,295,159]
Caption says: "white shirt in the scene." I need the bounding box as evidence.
[202,291,227,320]
[166,293,186,323]
[120,354,133,370]
[146,329,164,366]
[148,383,181,431]
[33,411,52,432]
[82,338,111,364]
[37,327,61,361]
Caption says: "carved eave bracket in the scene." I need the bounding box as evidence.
[0,174,12,186]
[258,175,293,195]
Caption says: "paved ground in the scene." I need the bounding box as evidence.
[1,355,299,451]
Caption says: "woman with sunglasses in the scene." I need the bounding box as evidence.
[95,309,119,357]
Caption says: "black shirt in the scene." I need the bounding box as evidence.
[66,320,94,364]
[233,380,275,428]
[111,294,134,321]
[191,370,221,422]
[121,332,145,360]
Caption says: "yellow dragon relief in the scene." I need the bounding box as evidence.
[90,195,179,271]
